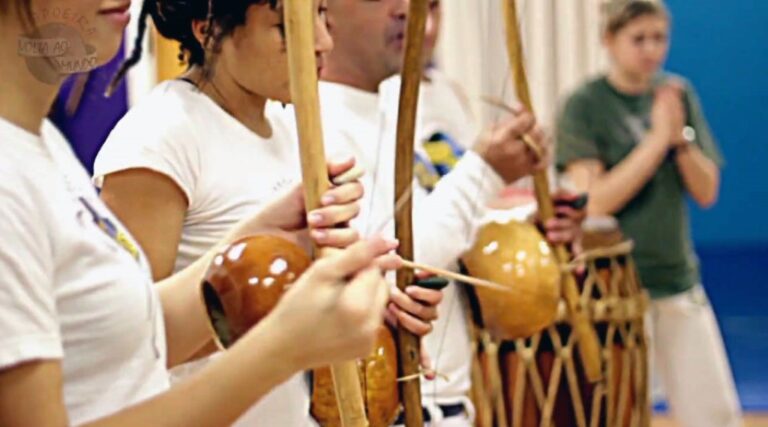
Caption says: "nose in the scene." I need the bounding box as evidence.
[392,0,408,22]
[315,17,334,56]
[642,39,662,58]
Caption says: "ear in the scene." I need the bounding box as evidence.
[191,19,209,47]
[601,31,614,49]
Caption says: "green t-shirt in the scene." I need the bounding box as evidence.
[555,74,723,299]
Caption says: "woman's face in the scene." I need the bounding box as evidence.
[605,14,670,81]
[216,0,333,104]
[16,0,131,73]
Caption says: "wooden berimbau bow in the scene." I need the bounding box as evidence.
[393,1,431,426]
[503,0,603,382]
[283,1,368,425]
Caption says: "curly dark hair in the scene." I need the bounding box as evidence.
[107,0,279,96]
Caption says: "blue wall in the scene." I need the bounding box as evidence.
[663,0,768,411]
[665,0,768,247]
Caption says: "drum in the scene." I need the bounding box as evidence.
[496,217,651,427]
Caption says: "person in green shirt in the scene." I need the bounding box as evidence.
[556,2,741,426]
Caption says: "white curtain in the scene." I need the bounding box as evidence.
[436,0,609,131]
[125,0,157,106]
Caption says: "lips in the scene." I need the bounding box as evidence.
[98,1,131,27]
[98,2,131,15]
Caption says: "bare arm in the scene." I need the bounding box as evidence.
[674,143,720,208]
[0,362,68,427]
[100,169,187,282]
[565,131,669,216]
[101,169,200,367]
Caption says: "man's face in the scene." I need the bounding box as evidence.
[326,0,441,85]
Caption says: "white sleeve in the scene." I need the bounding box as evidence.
[93,116,199,204]
[413,150,505,269]
[0,171,61,369]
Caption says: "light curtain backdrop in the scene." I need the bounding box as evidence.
[436,0,611,130]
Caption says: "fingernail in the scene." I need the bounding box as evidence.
[311,229,328,241]
[386,238,400,248]
[321,194,335,205]
[308,212,323,225]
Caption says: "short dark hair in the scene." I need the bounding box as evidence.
[605,1,669,35]
[108,0,279,95]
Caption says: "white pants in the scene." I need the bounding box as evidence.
[647,285,743,427]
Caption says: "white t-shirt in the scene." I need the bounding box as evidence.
[93,80,313,427]
[0,118,169,425]
[318,74,506,409]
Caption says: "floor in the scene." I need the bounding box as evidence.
[651,414,768,427]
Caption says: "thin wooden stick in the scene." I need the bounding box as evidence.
[283,1,367,425]
[393,1,430,425]
[400,260,512,293]
[480,96,544,159]
[503,0,603,382]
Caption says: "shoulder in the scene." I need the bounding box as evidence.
[0,149,55,244]
[95,81,207,178]
[658,71,691,89]
[0,155,45,200]
[566,76,607,107]
[423,69,474,117]
[425,69,468,100]
[558,76,610,124]
[107,80,204,147]
[0,126,58,208]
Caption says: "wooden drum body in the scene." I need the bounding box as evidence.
[498,221,651,427]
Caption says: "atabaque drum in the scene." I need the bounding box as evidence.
[498,217,651,427]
